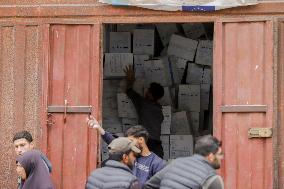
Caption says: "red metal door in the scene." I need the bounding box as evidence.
[41,24,101,189]
[214,20,273,189]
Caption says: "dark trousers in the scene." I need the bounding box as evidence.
[147,138,164,159]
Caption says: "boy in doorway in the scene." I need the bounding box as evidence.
[124,65,165,158]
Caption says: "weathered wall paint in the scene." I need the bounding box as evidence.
[0,25,42,188]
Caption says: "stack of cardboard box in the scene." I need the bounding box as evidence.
[102,23,213,161]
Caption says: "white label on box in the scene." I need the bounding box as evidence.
[122,118,138,132]
[159,87,172,106]
[161,106,171,135]
[134,55,150,79]
[170,135,193,159]
[104,53,133,78]
[202,68,212,84]
[188,112,200,135]
[195,40,213,66]
[178,85,200,112]
[160,135,170,160]
[201,84,210,110]
[133,29,155,55]
[144,58,171,87]
[171,111,191,135]
[182,23,206,40]
[109,32,131,53]
[156,24,179,46]
[167,34,198,61]
[186,63,203,84]
[117,93,138,118]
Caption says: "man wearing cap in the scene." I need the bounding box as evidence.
[85,137,141,189]
[87,117,166,187]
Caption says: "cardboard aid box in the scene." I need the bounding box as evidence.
[159,87,172,106]
[170,135,194,159]
[202,68,212,84]
[133,29,155,55]
[167,34,198,61]
[169,56,188,84]
[122,118,138,133]
[102,113,122,133]
[155,24,179,46]
[188,112,200,136]
[102,80,122,133]
[104,53,133,78]
[178,85,200,112]
[117,93,138,118]
[195,40,213,66]
[160,135,170,160]
[171,111,191,135]
[201,84,210,110]
[134,55,150,79]
[161,106,172,135]
[109,32,131,53]
[144,58,171,87]
[186,63,203,84]
[182,23,206,40]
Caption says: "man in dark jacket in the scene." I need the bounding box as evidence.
[86,137,141,189]
[87,117,166,187]
[144,135,224,189]
[13,130,52,189]
[124,65,165,158]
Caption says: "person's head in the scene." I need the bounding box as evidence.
[124,125,149,151]
[16,150,54,189]
[145,82,164,101]
[108,137,141,169]
[13,131,34,156]
[194,135,223,169]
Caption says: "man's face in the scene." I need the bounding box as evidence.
[127,136,143,151]
[123,151,137,170]
[13,138,34,156]
[209,147,224,169]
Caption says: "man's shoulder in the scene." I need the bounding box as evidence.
[148,153,167,169]
[202,175,224,189]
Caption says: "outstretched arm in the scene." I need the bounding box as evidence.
[124,65,135,91]
[86,116,115,144]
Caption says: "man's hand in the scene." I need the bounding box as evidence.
[124,65,135,90]
[86,116,105,135]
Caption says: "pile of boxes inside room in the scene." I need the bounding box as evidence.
[101,23,213,161]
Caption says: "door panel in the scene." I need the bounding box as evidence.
[214,21,273,189]
[42,24,101,189]
[278,20,284,189]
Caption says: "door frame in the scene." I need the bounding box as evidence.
[39,16,278,188]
